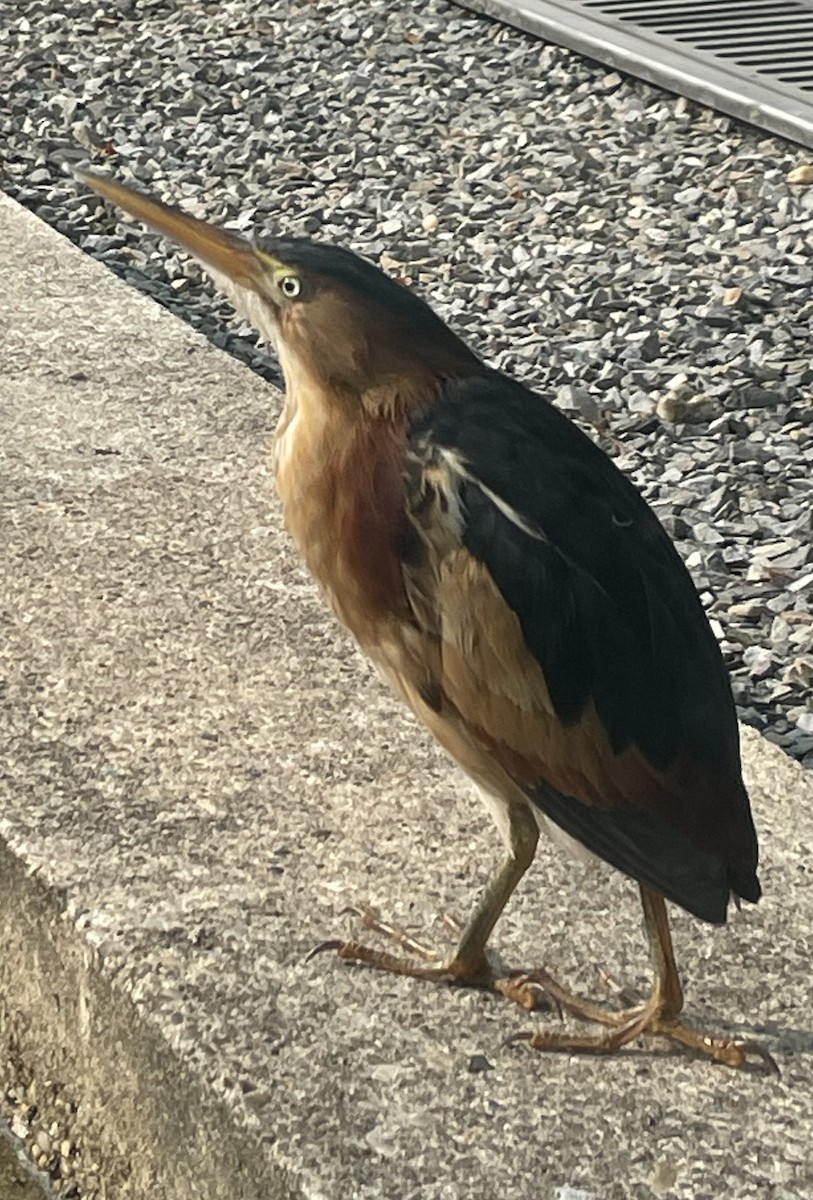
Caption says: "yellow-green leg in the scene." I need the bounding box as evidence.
[310,801,540,990]
[509,886,778,1072]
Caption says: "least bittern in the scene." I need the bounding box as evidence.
[78,171,775,1071]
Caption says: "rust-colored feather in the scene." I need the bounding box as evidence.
[272,360,419,643]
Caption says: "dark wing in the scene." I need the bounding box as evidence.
[405,370,759,923]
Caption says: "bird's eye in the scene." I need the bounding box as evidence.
[280,275,301,299]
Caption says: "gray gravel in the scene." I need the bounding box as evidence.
[2,1087,77,1200]
[0,1121,55,1200]
[1,0,812,766]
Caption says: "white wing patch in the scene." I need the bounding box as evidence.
[438,447,547,543]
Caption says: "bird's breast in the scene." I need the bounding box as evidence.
[272,381,413,645]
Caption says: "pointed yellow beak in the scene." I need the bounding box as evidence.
[76,170,266,291]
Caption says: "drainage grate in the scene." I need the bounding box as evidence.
[455,0,813,148]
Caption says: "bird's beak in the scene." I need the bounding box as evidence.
[75,170,266,292]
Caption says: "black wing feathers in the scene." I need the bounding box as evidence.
[460,481,595,727]
[411,370,760,918]
[420,370,740,777]
[534,783,731,923]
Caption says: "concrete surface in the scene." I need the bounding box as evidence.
[1,190,812,1200]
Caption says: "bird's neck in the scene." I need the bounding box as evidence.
[272,365,416,645]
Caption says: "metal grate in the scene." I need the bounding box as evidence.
[455,0,813,148]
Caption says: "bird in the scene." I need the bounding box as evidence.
[77,170,776,1071]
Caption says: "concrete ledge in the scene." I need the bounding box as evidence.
[1,192,812,1200]
[0,837,299,1200]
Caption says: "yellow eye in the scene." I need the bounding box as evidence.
[280,275,301,299]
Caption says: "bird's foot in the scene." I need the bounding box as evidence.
[309,913,777,1071]
[307,906,555,1009]
[506,969,779,1073]
[308,905,491,987]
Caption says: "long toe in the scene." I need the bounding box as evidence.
[508,1004,655,1056]
[307,907,491,987]
[508,998,779,1072]
[651,1016,780,1073]
[498,966,647,1026]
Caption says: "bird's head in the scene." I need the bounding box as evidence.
[77,172,482,419]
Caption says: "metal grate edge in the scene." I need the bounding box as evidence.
[454,0,813,149]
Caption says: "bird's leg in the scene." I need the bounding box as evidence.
[444,802,539,982]
[309,802,542,994]
[641,884,684,1019]
[510,885,778,1072]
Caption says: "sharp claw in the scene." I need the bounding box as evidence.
[758,1051,782,1077]
[523,973,564,1021]
[338,904,369,920]
[501,971,563,1019]
[728,1040,781,1076]
[310,902,446,975]
[749,1043,781,1076]
[596,965,619,992]
[305,938,346,962]
[503,1030,535,1048]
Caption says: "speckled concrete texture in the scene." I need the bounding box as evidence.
[1,192,812,1200]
